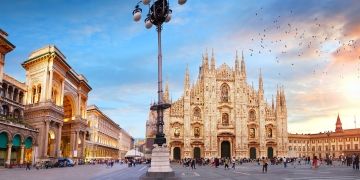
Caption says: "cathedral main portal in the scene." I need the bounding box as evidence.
[221,141,231,158]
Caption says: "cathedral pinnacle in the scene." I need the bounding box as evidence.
[184,65,190,89]
[235,50,240,72]
[259,68,263,92]
[211,49,215,70]
[164,79,170,103]
[241,50,246,78]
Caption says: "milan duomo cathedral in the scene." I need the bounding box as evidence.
[146,50,288,160]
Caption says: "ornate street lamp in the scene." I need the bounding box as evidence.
[132,0,186,147]
[132,1,186,179]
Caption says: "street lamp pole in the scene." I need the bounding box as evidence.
[132,1,187,179]
[132,0,186,146]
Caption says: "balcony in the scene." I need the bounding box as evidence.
[25,100,64,114]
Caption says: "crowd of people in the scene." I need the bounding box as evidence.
[175,154,360,173]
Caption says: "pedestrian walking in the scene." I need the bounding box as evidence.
[312,156,318,169]
[355,155,359,170]
[231,157,236,169]
[262,157,268,173]
[224,158,229,170]
[26,161,31,171]
[191,159,196,169]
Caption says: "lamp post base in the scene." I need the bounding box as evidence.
[140,144,180,180]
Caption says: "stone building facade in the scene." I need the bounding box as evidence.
[22,45,91,160]
[146,51,289,160]
[86,105,121,160]
[119,128,134,159]
[0,29,38,167]
[288,114,360,159]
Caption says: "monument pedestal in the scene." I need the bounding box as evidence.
[140,144,180,180]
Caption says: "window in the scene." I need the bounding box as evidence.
[318,146,321,151]
[347,144,351,150]
[194,127,200,137]
[220,83,230,102]
[193,107,201,121]
[339,145,342,150]
[355,144,358,150]
[222,113,229,126]
[248,110,256,121]
[267,128,272,138]
[332,145,335,151]
[249,128,255,138]
[289,146,292,151]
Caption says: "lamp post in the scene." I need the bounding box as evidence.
[132,1,186,179]
[132,0,186,146]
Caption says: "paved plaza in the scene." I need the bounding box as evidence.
[1,162,360,180]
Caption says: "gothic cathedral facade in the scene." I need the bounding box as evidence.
[148,51,289,160]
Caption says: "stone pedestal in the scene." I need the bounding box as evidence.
[140,144,180,180]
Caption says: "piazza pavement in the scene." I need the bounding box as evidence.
[1,162,360,180]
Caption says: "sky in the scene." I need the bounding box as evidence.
[1,0,360,138]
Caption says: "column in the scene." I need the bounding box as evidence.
[43,120,50,158]
[60,80,64,106]
[47,70,53,100]
[75,131,79,157]
[82,131,86,158]
[77,94,81,117]
[5,143,12,167]
[56,124,62,157]
[20,145,25,165]
[32,145,38,165]
[70,131,75,158]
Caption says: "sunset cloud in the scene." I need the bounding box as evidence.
[1,0,360,137]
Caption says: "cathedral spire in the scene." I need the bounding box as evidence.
[164,79,170,103]
[259,68,263,92]
[241,50,246,78]
[205,49,209,68]
[211,48,216,70]
[272,94,275,111]
[335,113,343,132]
[276,85,280,109]
[184,65,190,89]
[235,50,240,72]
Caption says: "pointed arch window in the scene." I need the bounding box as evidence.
[220,83,230,102]
[249,109,256,121]
[222,113,229,126]
[193,107,201,121]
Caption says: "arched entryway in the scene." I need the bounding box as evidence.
[193,147,201,159]
[12,134,21,164]
[24,137,33,163]
[173,147,181,160]
[62,95,76,157]
[250,147,256,159]
[47,130,56,157]
[267,147,274,158]
[0,132,9,166]
[221,141,231,158]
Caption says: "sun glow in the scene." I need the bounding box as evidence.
[342,77,360,101]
